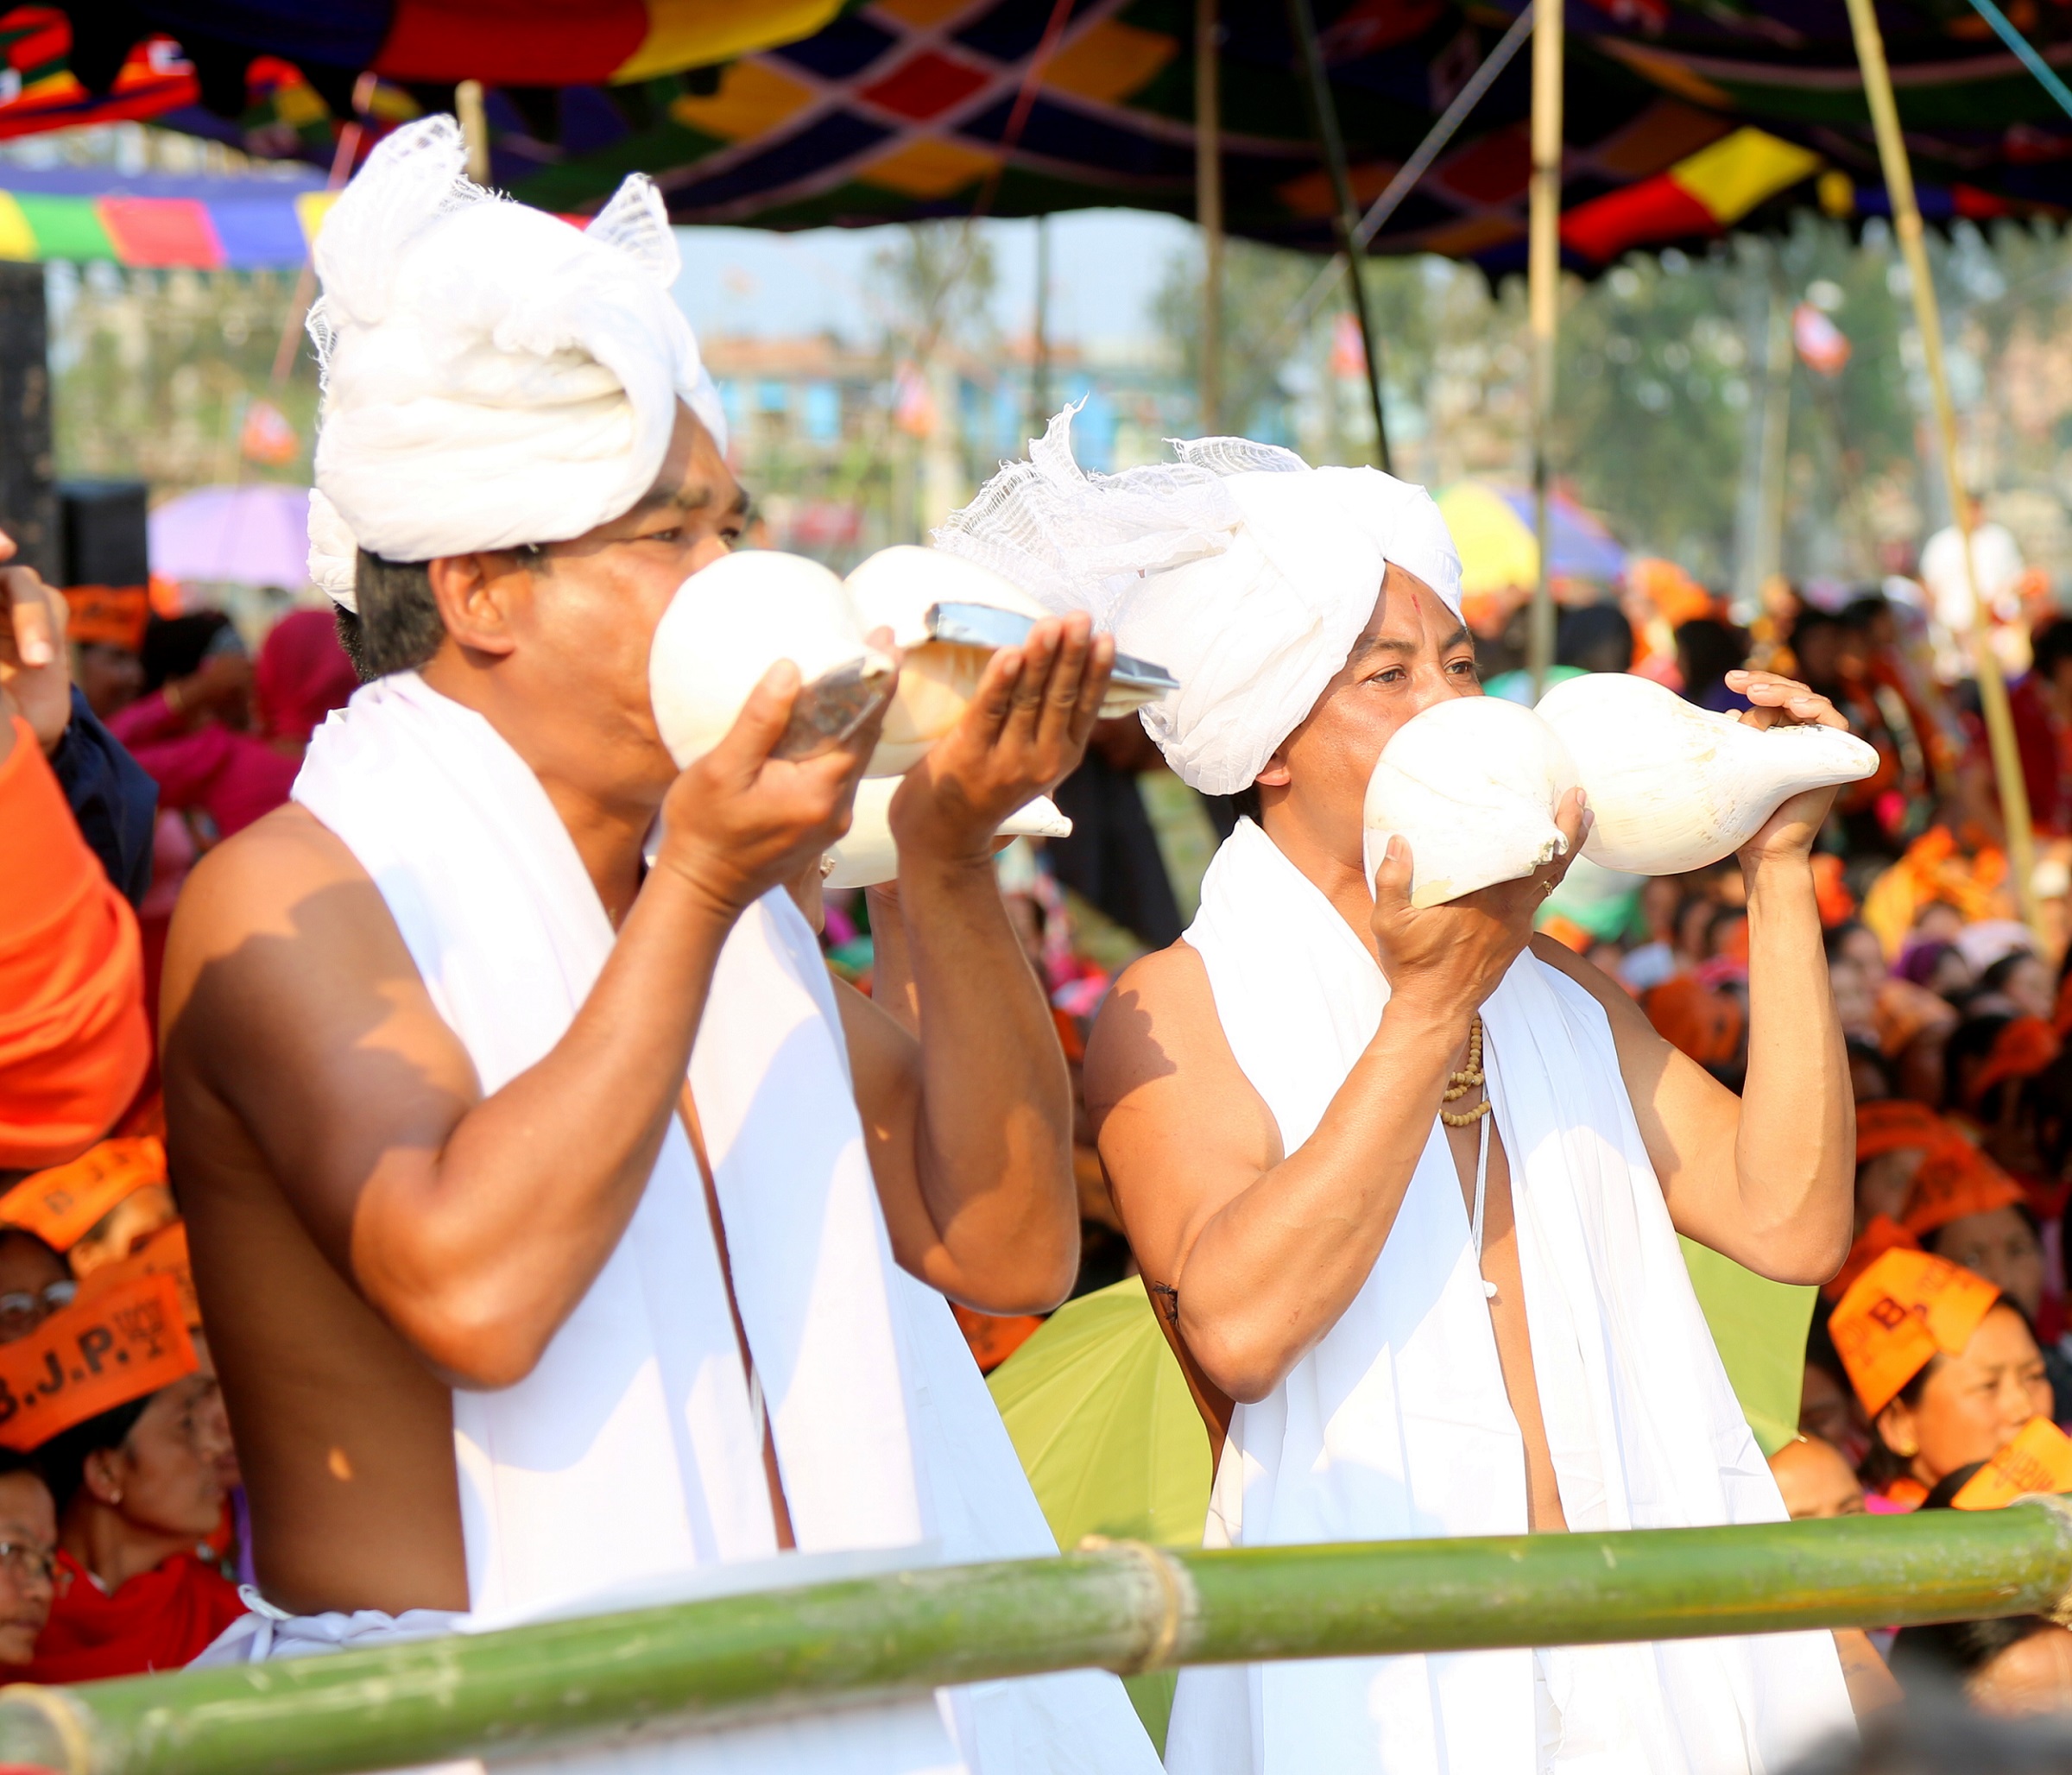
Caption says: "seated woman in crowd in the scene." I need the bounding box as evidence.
[25,1361,243,1681]
[1834,1248,2053,1510]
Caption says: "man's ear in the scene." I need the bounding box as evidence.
[426,552,528,659]
[81,1448,123,1507]
[1254,749,1292,789]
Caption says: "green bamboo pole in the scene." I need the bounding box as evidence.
[6,1506,2071,1775]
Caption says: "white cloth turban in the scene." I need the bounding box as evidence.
[934,407,1463,796]
[305,116,726,611]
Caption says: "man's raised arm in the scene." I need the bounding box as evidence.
[163,668,877,1390]
[1532,667,1856,1287]
[838,615,1112,1316]
[1088,812,1580,1405]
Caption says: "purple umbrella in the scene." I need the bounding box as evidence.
[148,484,312,589]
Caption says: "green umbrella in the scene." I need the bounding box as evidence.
[989,1247,1811,1747]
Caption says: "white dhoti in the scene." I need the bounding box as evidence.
[1160,820,1855,1775]
[278,673,1158,1775]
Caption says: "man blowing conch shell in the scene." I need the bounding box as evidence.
[937,412,1860,1773]
[160,121,1160,1774]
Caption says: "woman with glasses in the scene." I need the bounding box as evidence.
[0,1449,54,1666]
[0,1229,73,1346]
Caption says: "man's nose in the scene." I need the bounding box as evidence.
[685,534,730,576]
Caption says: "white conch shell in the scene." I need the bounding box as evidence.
[1536,671,1879,875]
[648,551,885,769]
[845,546,1050,776]
[1362,697,1577,907]
[822,778,1073,890]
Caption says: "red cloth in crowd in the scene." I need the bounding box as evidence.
[2008,675,2072,839]
[0,718,150,1171]
[254,609,358,746]
[110,613,358,843]
[109,692,300,841]
[26,1548,246,1681]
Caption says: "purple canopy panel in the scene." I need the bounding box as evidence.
[148,484,313,589]
[1494,488,1629,585]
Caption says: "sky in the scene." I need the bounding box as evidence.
[670,208,1199,351]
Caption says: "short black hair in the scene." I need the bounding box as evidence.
[1556,603,1633,676]
[2034,619,2072,684]
[35,1394,154,1516]
[1674,617,1748,695]
[348,550,447,680]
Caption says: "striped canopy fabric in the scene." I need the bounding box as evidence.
[0,167,329,268]
[22,0,2072,270]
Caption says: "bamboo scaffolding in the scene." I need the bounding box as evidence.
[1841,0,2039,929]
[1285,0,1393,471]
[5,1504,2070,1775]
[1526,0,1563,698]
[1196,0,1223,434]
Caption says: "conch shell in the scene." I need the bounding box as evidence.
[1536,672,1878,875]
[649,551,894,769]
[823,778,1073,889]
[1362,697,1578,906]
[845,546,1049,776]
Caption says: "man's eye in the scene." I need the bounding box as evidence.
[647,527,683,544]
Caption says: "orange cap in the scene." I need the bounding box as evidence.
[1829,1248,2003,1418]
[1822,1214,1923,1304]
[1854,1100,1951,1162]
[1952,1417,2072,1510]
[1643,975,1744,1068]
[1968,1015,2062,1107]
[73,1221,199,1331]
[0,1138,166,1254]
[1900,1142,2026,1238]
[60,585,148,653]
[0,1272,196,1451]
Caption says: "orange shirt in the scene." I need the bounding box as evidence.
[0,717,150,1169]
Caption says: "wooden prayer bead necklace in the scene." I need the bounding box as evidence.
[1439,1015,1493,1127]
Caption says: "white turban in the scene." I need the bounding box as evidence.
[305,116,726,611]
[934,407,1462,796]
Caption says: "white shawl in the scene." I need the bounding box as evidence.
[293,673,1159,1775]
[1162,820,1853,1775]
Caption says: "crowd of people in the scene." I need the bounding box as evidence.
[5,108,2072,1775]
[0,540,359,1685]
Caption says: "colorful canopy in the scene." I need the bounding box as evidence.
[28,1,2072,270]
[0,168,327,268]
[1437,481,1629,598]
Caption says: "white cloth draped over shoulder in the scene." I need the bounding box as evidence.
[285,673,1159,1775]
[1160,819,1854,1775]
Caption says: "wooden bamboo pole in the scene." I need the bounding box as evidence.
[1840,0,2039,930]
[1526,0,1563,699]
[1196,0,1224,434]
[1285,0,1393,472]
[6,1505,2071,1775]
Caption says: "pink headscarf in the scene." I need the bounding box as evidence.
[256,610,357,746]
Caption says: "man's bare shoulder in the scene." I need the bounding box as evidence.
[1085,941,1259,1129]
[172,803,370,957]
[164,802,475,1137]
[1527,934,1655,1040]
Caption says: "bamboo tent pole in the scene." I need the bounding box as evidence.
[1841,0,2039,929]
[7,1506,2072,1775]
[1526,0,1563,700]
[1263,3,1534,364]
[1197,0,1224,434]
[1031,213,1052,435]
[1285,0,1393,472]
